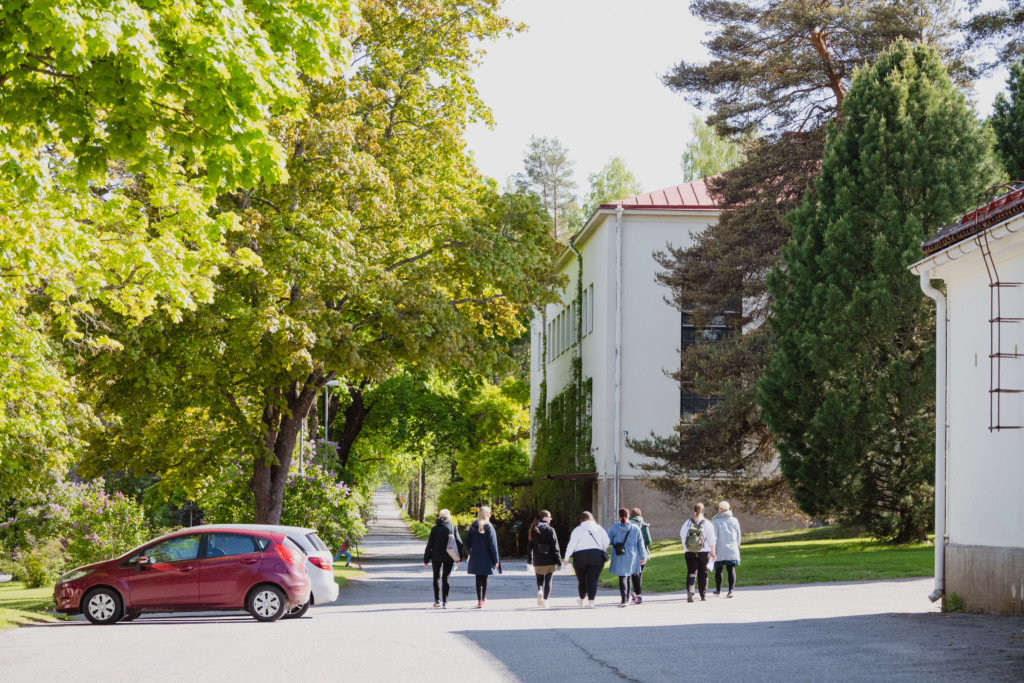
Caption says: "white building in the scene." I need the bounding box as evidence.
[909,186,1024,615]
[529,181,770,538]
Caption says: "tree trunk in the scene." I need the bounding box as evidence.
[252,382,320,524]
[417,464,426,522]
[335,383,371,469]
[407,480,415,514]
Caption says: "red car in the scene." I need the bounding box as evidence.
[53,527,311,624]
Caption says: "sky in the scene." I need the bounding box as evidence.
[465,0,1010,198]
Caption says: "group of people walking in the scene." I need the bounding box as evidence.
[422,501,740,608]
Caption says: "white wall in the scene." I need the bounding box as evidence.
[932,222,1024,549]
[531,209,719,479]
[619,212,713,475]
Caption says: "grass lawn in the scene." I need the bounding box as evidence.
[599,526,934,593]
[402,512,432,541]
[0,581,67,630]
[332,563,366,588]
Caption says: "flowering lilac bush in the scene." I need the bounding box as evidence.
[0,478,150,577]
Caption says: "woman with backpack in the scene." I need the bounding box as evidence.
[628,507,653,604]
[465,506,500,608]
[607,508,648,607]
[562,511,610,608]
[526,510,561,608]
[680,502,717,603]
[423,509,463,608]
[712,500,741,597]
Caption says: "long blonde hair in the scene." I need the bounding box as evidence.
[476,506,491,533]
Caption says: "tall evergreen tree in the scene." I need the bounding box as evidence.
[515,135,577,240]
[759,40,1002,542]
[991,59,1024,180]
[637,1,963,510]
[963,0,1024,72]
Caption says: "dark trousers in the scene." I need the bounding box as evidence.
[431,559,454,602]
[617,576,630,603]
[631,562,645,596]
[474,575,489,601]
[535,572,553,599]
[715,564,737,592]
[572,549,604,600]
[685,551,710,597]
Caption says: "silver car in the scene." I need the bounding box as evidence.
[193,524,339,617]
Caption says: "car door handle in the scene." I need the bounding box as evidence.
[178,565,194,572]
[241,559,258,565]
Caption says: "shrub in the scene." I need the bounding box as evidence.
[9,538,66,587]
[0,478,150,571]
[200,453,365,553]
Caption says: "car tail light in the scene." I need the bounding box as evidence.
[274,543,301,565]
[308,556,332,571]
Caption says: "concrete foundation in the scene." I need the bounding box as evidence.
[591,477,806,540]
[946,543,1024,615]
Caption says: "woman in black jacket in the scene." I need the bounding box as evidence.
[423,508,463,608]
[526,510,562,607]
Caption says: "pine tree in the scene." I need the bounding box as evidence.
[759,40,1003,542]
[515,135,577,240]
[991,59,1024,180]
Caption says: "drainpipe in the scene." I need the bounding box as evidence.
[919,271,947,603]
[613,205,623,513]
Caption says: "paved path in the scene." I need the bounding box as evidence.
[1,490,1021,682]
[354,484,424,560]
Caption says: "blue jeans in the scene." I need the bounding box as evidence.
[334,550,352,564]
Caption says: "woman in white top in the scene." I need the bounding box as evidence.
[712,501,741,597]
[562,511,610,608]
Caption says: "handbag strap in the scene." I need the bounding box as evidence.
[586,529,602,549]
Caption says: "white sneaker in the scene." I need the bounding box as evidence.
[587,600,595,609]
[577,597,585,607]
[542,599,549,608]
[537,590,544,607]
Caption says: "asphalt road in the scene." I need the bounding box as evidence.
[1,491,1021,682]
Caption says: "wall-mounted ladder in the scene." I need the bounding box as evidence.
[973,200,1023,431]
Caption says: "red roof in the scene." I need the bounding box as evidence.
[599,178,717,210]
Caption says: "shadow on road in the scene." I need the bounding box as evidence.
[453,613,1024,682]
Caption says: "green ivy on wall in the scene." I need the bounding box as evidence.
[526,252,595,528]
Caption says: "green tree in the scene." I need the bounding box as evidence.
[759,40,1002,542]
[639,1,968,511]
[79,0,563,525]
[991,59,1024,179]
[680,116,747,181]
[515,135,578,240]
[581,157,643,218]
[963,0,1024,72]
[0,0,357,501]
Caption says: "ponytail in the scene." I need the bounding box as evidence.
[618,507,629,523]
[529,510,551,540]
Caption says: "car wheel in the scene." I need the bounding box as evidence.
[120,611,141,622]
[247,585,287,622]
[83,588,122,625]
[282,599,310,619]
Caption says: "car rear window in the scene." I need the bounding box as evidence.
[206,533,262,558]
[305,533,329,552]
[282,537,306,556]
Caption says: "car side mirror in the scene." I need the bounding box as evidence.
[136,556,151,570]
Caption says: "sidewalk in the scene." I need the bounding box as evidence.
[355,484,425,561]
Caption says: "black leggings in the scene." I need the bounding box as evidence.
[572,549,605,601]
[715,564,737,592]
[685,551,710,596]
[474,575,489,601]
[617,576,630,603]
[631,562,645,596]
[431,559,454,602]
[535,572,553,599]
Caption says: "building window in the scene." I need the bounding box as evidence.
[587,284,594,334]
[680,313,727,421]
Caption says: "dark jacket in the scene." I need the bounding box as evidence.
[424,518,463,564]
[464,521,500,575]
[526,521,561,566]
